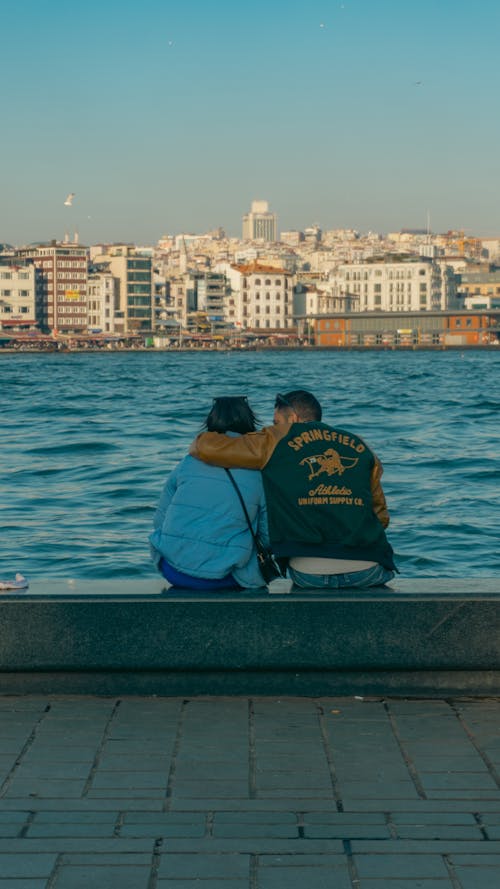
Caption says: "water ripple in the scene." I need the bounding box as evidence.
[0,350,498,579]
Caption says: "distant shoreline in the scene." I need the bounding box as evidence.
[0,344,498,355]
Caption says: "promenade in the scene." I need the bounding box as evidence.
[0,694,499,888]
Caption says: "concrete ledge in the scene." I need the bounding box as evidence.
[0,578,498,695]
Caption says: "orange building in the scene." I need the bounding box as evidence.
[304,311,500,348]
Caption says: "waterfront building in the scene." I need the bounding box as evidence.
[458,270,500,309]
[0,261,41,332]
[91,245,154,333]
[87,271,119,334]
[218,261,294,330]
[327,257,455,313]
[196,273,230,329]
[242,200,277,242]
[304,310,500,348]
[17,239,87,334]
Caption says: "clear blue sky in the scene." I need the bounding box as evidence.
[2,0,500,245]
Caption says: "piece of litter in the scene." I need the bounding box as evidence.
[354,695,364,700]
[331,709,341,714]
[0,573,29,591]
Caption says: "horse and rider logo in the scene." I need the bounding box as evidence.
[300,448,359,480]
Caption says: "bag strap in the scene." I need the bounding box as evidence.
[224,468,260,548]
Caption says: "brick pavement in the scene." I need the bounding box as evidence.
[0,696,499,887]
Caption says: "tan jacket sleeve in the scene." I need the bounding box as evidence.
[371,456,390,528]
[189,425,288,469]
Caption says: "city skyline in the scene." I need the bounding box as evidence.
[2,0,500,245]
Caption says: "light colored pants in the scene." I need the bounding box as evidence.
[288,562,395,590]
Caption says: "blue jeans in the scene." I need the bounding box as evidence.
[159,558,241,591]
[288,563,395,590]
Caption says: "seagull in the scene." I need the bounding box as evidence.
[64,193,75,206]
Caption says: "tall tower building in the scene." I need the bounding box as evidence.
[242,200,277,242]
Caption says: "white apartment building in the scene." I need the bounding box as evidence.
[0,263,40,331]
[87,272,119,334]
[218,262,294,329]
[294,284,339,317]
[328,259,454,312]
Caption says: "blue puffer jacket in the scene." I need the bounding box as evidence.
[149,453,269,589]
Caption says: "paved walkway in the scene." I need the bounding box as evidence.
[0,696,499,888]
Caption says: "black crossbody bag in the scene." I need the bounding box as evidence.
[224,469,284,585]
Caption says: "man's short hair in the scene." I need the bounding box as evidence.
[275,390,322,421]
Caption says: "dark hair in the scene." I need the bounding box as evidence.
[274,390,322,421]
[204,396,258,434]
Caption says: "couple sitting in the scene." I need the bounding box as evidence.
[149,390,397,591]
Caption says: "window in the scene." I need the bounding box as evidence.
[254,278,261,285]
[265,279,271,285]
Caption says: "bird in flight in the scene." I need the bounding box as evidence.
[64,193,75,206]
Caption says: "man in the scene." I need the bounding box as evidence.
[190,390,397,588]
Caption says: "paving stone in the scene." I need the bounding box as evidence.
[358,882,450,889]
[214,812,298,824]
[257,863,352,889]
[96,755,170,771]
[86,788,166,799]
[89,771,167,790]
[33,812,117,823]
[56,853,153,864]
[354,853,450,878]
[213,823,298,838]
[453,869,500,889]
[392,813,478,824]
[0,883,47,889]
[157,852,250,878]
[394,826,483,840]
[0,853,56,877]
[161,838,343,853]
[27,823,116,838]
[4,779,85,798]
[14,763,91,780]
[0,838,154,853]
[121,823,205,838]
[303,824,391,839]
[353,842,500,854]
[122,811,201,823]
[303,813,386,824]
[157,881,247,889]
[53,864,150,888]
[419,773,498,790]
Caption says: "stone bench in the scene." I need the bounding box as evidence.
[0,577,498,696]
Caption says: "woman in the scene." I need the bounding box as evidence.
[149,396,269,589]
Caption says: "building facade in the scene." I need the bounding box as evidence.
[310,311,500,348]
[458,271,500,309]
[220,262,294,329]
[0,262,40,331]
[91,246,154,333]
[327,258,455,313]
[17,241,88,333]
[242,200,277,242]
[87,272,119,333]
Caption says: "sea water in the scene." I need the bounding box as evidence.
[0,349,498,579]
